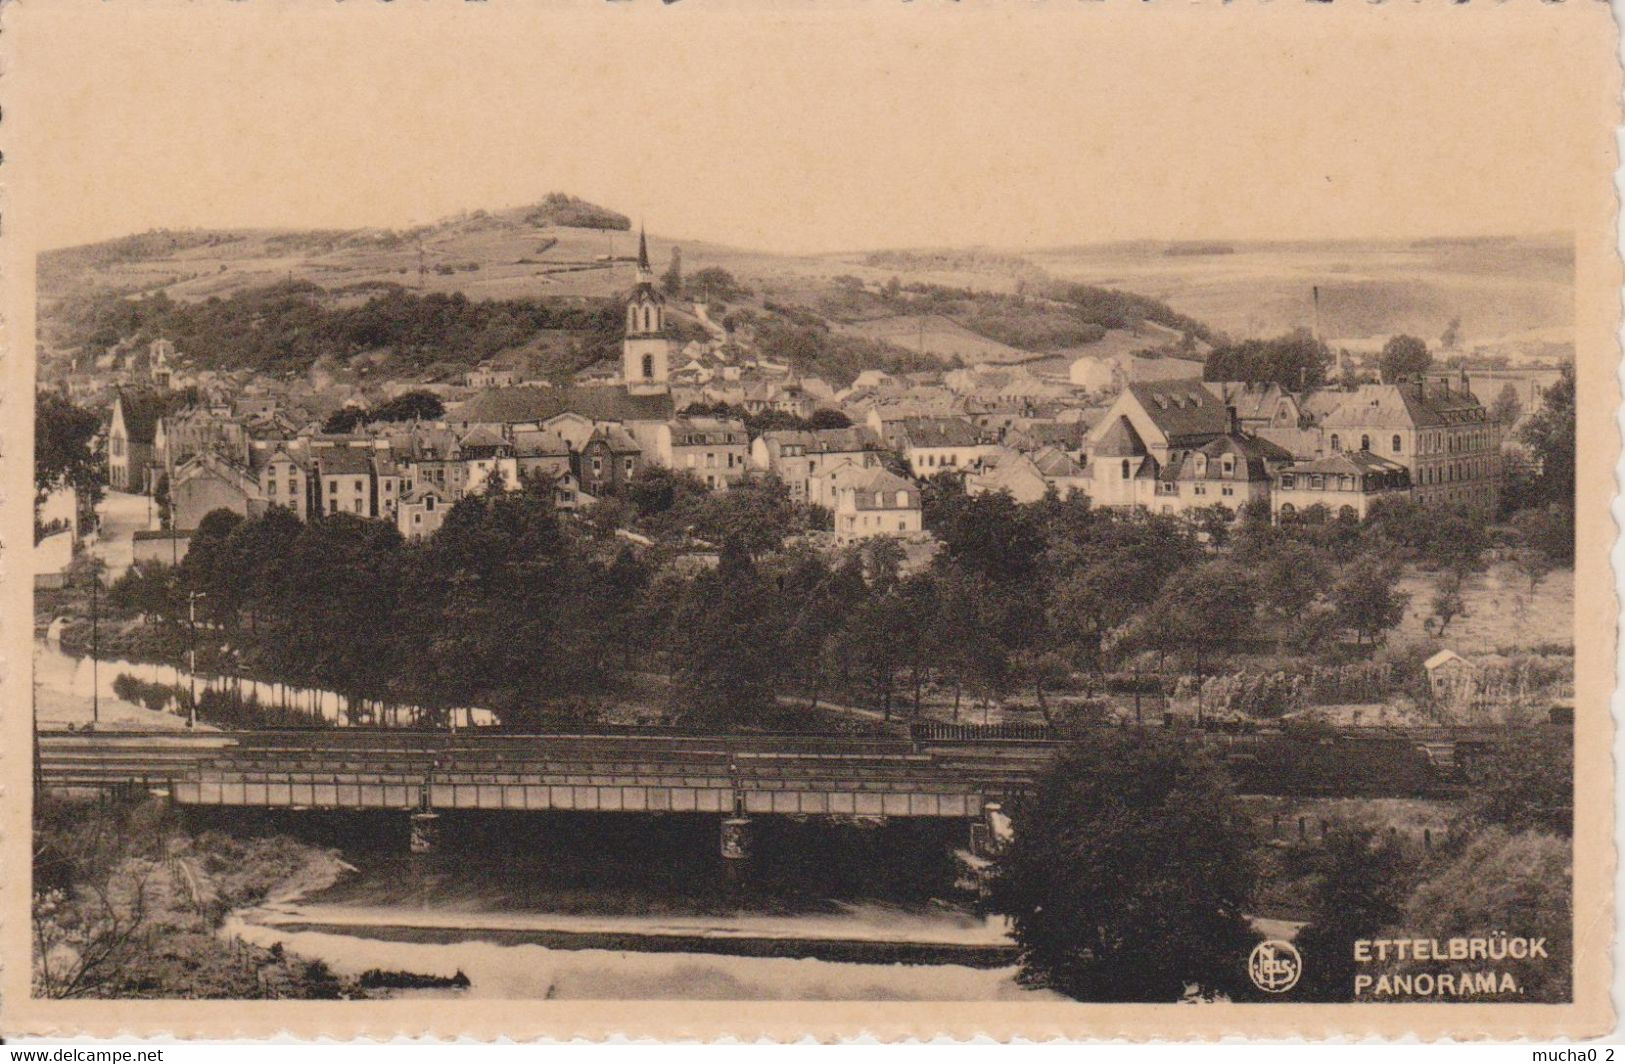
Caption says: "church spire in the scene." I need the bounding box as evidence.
[637,224,651,273]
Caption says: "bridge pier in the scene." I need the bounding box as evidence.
[409,811,441,854]
[720,816,752,882]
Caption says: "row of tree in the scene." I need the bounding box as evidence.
[99,458,1572,731]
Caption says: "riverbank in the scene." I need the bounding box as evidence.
[32,796,400,999]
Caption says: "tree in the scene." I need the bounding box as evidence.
[1258,540,1332,651]
[1202,329,1331,390]
[369,390,446,423]
[1518,362,1575,511]
[321,406,366,434]
[805,408,852,430]
[661,247,683,295]
[669,538,780,727]
[1292,828,1417,1001]
[35,393,104,519]
[1466,733,1572,837]
[1138,560,1257,673]
[1489,382,1522,426]
[1395,828,1571,1002]
[1440,316,1463,350]
[1331,555,1408,646]
[1426,570,1468,637]
[1378,335,1432,383]
[990,734,1257,1001]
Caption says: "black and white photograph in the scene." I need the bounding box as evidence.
[6,0,1615,1041]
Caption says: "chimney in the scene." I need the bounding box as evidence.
[1226,404,1240,436]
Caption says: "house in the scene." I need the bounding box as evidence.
[1272,450,1413,523]
[749,427,881,507]
[1424,649,1476,701]
[826,463,923,544]
[576,426,642,497]
[966,450,1051,503]
[313,448,399,519]
[897,416,994,479]
[171,449,266,531]
[1202,382,1304,431]
[512,428,574,484]
[107,389,170,493]
[397,486,452,541]
[1318,371,1502,513]
[664,416,750,490]
[255,445,313,520]
[1141,433,1295,516]
[465,364,520,389]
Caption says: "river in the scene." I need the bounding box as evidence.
[211,813,1051,1001]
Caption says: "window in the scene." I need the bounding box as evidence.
[642,353,654,379]
[624,458,635,475]
[1329,434,1340,452]
[1392,434,1402,454]
[1121,459,1131,479]
[329,479,338,494]
[1221,486,1234,497]
[1280,474,1295,490]
[1310,475,1324,490]
[592,457,603,474]
[426,497,435,512]
[1360,435,1371,451]
[1280,502,1296,519]
[353,499,363,514]
[413,514,422,525]
[329,499,338,514]
[287,480,297,495]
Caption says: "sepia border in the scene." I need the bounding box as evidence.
[0,0,1617,1041]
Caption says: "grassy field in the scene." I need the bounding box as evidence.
[1391,561,1573,655]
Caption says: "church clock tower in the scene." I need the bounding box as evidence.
[622,227,671,395]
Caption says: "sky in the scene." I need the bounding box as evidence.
[14,1,1614,255]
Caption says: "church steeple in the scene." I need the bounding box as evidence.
[623,222,670,394]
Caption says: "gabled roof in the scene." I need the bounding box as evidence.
[511,428,572,457]
[1126,380,1230,441]
[455,385,673,425]
[584,426,642,454]
[314,449,375,476]
[1091,416,1147,458]
[760,427,877,454]
[113,388,170,445]
[1424,649,1469,670]
[1281,450,1410,478]
[457,425,509,451]
[1321,382,1490,431]
[901,416,983,449]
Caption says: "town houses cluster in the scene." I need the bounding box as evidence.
[85,231,1556,567]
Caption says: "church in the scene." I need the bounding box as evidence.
[621,227,671,395]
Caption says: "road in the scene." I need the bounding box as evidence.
[87,489,157,581]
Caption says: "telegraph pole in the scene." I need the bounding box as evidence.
[186,591,206,729]
[90,566,100,726]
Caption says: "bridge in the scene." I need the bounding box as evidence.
[35,728,1057,854]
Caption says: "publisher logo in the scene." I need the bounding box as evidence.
[1248,940,1302,993]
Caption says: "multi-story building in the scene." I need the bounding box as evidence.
[1318,371,1501,513]
[1271,450,1413,523]
[750,427,882,508]
[825,463,923,544]
[576,426,643,498]
[107,389,169,493]
[667,416,750,491]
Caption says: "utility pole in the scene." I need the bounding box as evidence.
[90,566,100,726]
[186,591,206,729]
